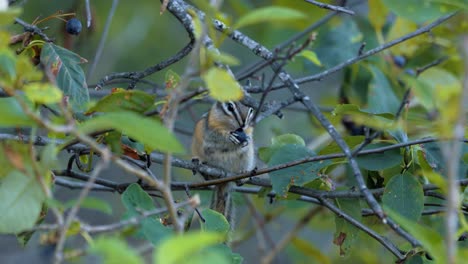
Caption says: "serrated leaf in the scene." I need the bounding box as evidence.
[121,183,171,245]
[0,97,35,127]
[356,143,402,171]
[79,111,184,153]
[382,0,457,23]
[382,174,424,221]
[23,83,63,104]
[200,209,230,238]
[122,183,156,213]
[299,50,321,66]
[153,232,224,264]
[234,6,307,29]
[386,208,445,263]
[268,144,330,198]
[333,198,361,257]
[41,43,89,111]
[91,236,144,264]
[364,66,400,115]
[0,170,45,233]
[86,89,155,114]
[259,134,305,163]
[203,67,243,102]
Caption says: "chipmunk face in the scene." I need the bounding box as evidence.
[213,101,254,132]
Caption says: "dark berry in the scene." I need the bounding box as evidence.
[66,18,82,35]
[392,55,406,68]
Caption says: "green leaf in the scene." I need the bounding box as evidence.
[121,184,171,245]
[86,89,155,114]
[417,150,447,194]
[333,198,361,257]
[202,67,243,102]
[91,236,144,264]
[40,143,59,170]
[23,83,63,104]
[364,66,400,115]
[268,144,330,198]
[356,143,402,171]
[41,43,89,111]
[79,111,184,153]
[0,48,16,80]
[259,133,305,163]
[0,97,35,127]
[386,208,445,263]
[382,0,458,23]
[311,19,362,70]
[420,142,468,179]
[233,6,307,29]
[65,197,112,215]
[331,104,397,131]
[165,69,181,89]
[153,232,225,264]
[298,50,322,67]
[382,174,424,221]
[141,218,172,245]
[0,170,45,233]
[200,209,230,238]
[122,183,156,213]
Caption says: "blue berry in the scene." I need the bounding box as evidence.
[66,18,82,35]
[392,55,406,68]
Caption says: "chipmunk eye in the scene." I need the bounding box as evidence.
[227,102,235,112]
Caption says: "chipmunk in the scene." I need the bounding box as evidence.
[192,101,255,225]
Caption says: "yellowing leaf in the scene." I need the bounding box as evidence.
[369,0,388,31]
[91,236,144,264]
[299,50,322,66]
[387,17,421,56]
[202,67,243,102]
[154,232,224,264]
[78,111,184,154]
[207,50,240,66]
[24,83,63,104]
[233,6,307,29]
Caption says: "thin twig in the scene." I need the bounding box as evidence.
[87,0,119,80]
[54,157,110,264]
[304,0,354,15]
[14,18,52,42]
[261,12,458,91]
[85,0,92,28]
